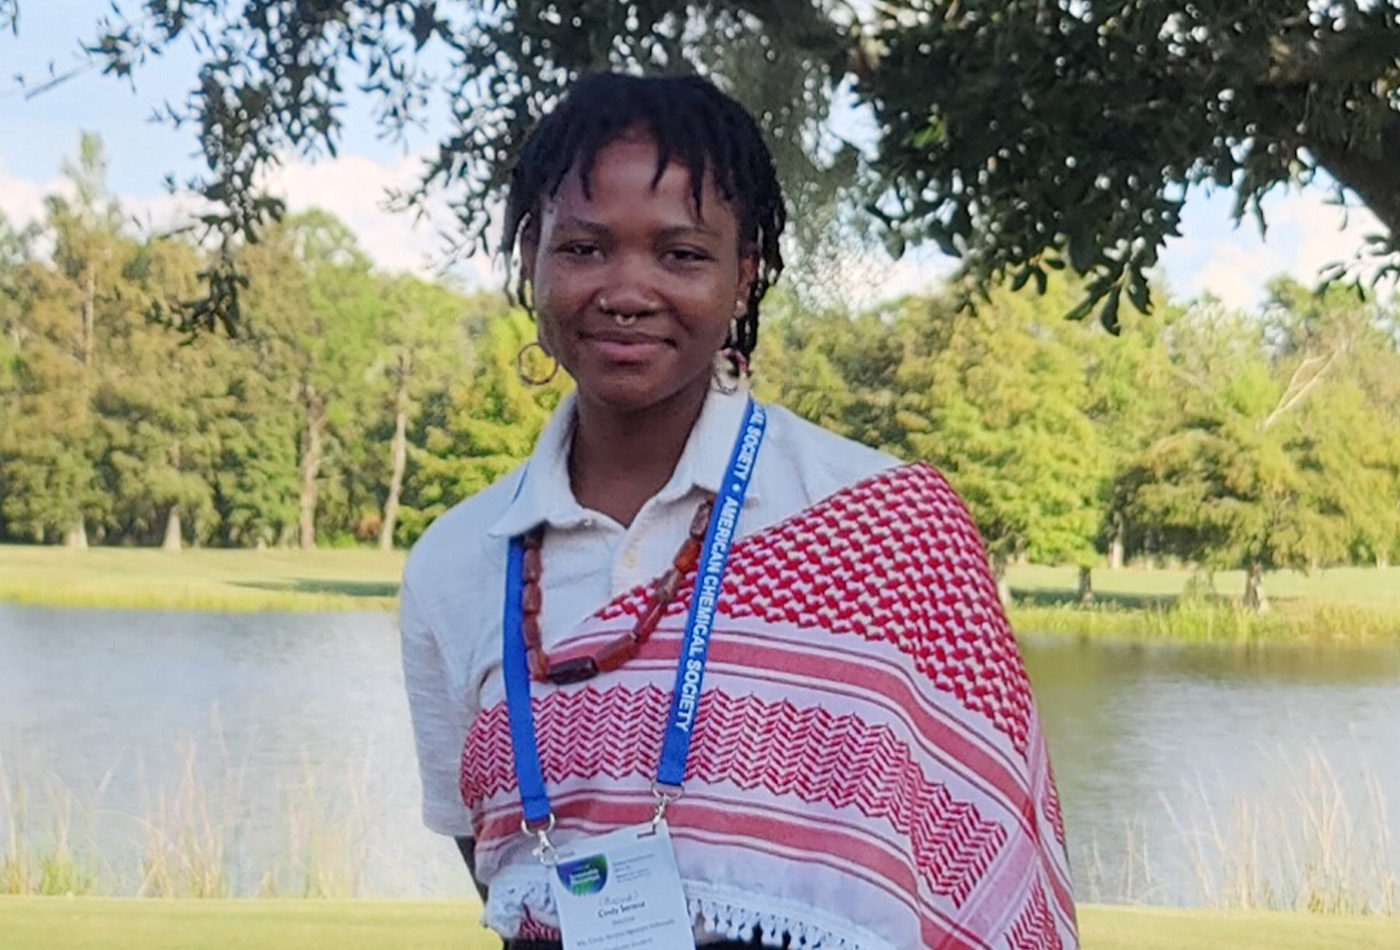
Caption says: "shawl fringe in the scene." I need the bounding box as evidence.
[485,876,877,948]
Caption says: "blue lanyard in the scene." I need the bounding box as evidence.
[503,399,767,826]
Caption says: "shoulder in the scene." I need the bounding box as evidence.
[402,466,523,608]
[757,402,901,501]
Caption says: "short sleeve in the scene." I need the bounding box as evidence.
[400,576,476,838]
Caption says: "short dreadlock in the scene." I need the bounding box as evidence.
[501,72,787,361]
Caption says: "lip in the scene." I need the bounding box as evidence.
[579,327,673,362]
[583,327,672,345]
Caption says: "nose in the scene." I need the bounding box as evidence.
[597,254,662,316]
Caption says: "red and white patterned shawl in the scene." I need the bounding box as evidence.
[461,463,1077,949]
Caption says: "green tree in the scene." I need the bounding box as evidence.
[239,210,385,548]
[753,288,907,454]
[16,1,852,333]
[10,2,1399,329]
[96,237,226,548]
[1081,295,1181,572]
[892,283,1111,603]
[0,136,128,546]
[0,262,105,544]
[1113,301,1385,610]
[401,307,570,542]
[367,276,476,548]
[864,0,1400,323]
[1264,278,1400,569]
[211,364,302,548]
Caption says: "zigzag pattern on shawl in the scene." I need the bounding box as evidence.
[595,463,1035,755]
[461,463,1075,948]
[1007,881,1064,950]
[1042,777,1066,846]
[463,684,1008,907]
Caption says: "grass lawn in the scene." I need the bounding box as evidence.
[1007,564,1400,610]
[3,545,1398,640]
[1004,565,1400,641]
[3,898,1399,950]
[0,545,406,612]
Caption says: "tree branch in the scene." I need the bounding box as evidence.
[1264,27,1400,86]
[1307,111,1400,238]
[1260,351,1338,431]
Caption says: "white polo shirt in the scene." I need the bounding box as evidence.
[400,383,896,838]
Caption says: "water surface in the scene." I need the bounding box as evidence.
[3,605,1397,905]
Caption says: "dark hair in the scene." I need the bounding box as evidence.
[501,72,787,360]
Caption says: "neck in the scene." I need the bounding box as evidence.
[569,379,710,527]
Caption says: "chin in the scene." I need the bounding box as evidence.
[576,372,709,417]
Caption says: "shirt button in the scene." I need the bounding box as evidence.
[621,548,638,570]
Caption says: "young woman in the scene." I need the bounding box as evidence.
[401,73,1077,950]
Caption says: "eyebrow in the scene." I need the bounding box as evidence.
[552,217,722,240]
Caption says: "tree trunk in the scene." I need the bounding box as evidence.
[162,505,182,552]
[81,266,95,368]
[379,362,410,551]
[65,516,88,550]
[1242,562,1270,614]
[1077,566,1095,606]
[298,386,326,550]
[1108,515,1125,570]
[1379,552,1391,570]
[991,554,1011,607]
[162,441,183,552]
[1309,112,1400,238]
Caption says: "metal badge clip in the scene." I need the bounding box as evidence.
[649,781,684,829]
[521,812,558,866]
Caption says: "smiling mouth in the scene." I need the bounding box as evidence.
[581,329,673,363]
[583,328,672,346]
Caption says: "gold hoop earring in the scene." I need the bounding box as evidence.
[515,341,559,386]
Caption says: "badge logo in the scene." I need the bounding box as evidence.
[556,854,609,896]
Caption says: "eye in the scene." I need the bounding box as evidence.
[555,241,601,259]
[664,247,713,264]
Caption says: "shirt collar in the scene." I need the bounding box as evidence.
[487,380,758,539]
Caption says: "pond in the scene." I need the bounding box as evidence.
[2,604,1397,907]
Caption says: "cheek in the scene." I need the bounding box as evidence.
[529,268,570,337]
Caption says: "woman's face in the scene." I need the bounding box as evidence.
[524,128,756,415]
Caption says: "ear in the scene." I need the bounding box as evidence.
[735,248,759,313]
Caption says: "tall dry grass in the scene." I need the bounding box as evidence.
[0,754,100,896]
[1,738,373,899]
[1078,746,1397,914]
[1012,601,1400,643]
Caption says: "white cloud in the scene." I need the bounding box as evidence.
[1188,238,1281,311]
[261,152,494,285]
[0,159,64,229]
[1162,183,1390,311]
[0,151,496,287]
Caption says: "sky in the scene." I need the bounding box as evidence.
[0,0,1390,313]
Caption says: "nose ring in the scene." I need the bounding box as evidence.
[598,295,638,328]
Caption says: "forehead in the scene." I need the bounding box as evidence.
[546,128,731,222]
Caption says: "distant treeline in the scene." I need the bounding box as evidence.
[3,138,1399,607]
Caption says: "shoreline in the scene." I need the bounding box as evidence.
[5,593,1398,645]
[3,547,1397,642]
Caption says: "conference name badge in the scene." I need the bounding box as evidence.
[548,821,696,950]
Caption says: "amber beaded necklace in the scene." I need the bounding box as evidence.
[519,495,715,685]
